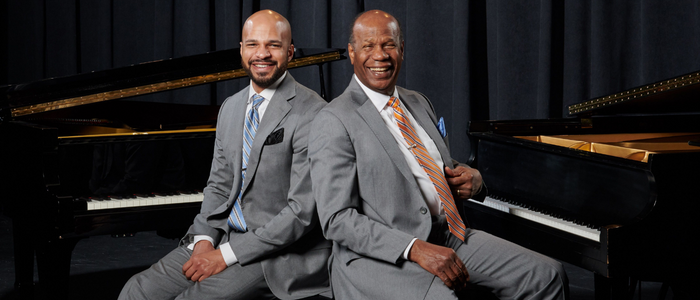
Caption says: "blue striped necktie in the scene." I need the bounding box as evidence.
[228,94,265,232]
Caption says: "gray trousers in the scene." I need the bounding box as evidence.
[118,245,276,300]
[424,217,569,300]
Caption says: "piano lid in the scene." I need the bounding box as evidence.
[1,48,345,119]
[568,70,700,117]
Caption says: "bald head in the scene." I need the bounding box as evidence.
[349,10,402,49]
[347,9,404,95]
[242,9,292,46]
[240,10,294,93]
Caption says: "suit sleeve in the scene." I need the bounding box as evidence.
[228,99,326,265]
[309,110,415,264]
[185,101,233,244]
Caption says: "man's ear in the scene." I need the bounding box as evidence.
[287,44,295,62]
[348,43,355,65]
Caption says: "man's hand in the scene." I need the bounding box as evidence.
[445,165,482,199]
[190,240,215,257]
[182,241,227,282]
[408,239,469,290]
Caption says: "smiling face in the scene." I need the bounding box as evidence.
[348,11,404,96]
[240,10,294,93]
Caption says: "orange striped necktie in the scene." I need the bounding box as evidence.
[388,96,467,241]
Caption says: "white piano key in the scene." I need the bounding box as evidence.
[136,196,150,207]
[96,201,107,210]
[85,192,204,211]
[469,197,600,242]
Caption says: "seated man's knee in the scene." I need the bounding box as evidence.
[535,259,569,299]
[118,274,142,300]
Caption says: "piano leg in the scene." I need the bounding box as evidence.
[594,274,634,300]
[12,218,35,300]
[12,214,81,299]
[35,237,79,299]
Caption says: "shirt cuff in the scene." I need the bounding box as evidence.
[219,242,239,266]
[403,238,418,260]
[186,236,238,266]
[191,235,215,249]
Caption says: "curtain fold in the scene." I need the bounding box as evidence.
[3,0,700,161]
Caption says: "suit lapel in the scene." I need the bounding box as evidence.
[240,74,294,194]
[348,82,416,186]
[228,94,247,196]
[400,91,453,167]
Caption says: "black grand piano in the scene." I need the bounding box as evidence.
[0,48,345,299]
[466,70,700,299]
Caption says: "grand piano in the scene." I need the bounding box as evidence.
[0,48,345,299]
[465,70,700,299]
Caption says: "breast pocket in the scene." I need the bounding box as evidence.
[263,128,284,146]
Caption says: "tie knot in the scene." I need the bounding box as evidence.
[252,94,265,109]
[387,96,400,109]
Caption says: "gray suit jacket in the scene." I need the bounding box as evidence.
[309,79,469,300]
[184,74,331,299]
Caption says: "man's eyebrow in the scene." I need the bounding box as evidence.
[243,39,283,44]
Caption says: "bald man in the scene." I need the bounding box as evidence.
[309,10,568,299]
[119,10,330,300]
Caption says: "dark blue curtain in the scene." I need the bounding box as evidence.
[3,0,700,162]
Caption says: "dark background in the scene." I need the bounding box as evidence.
[1,1,699,299]
[4,0,699,163]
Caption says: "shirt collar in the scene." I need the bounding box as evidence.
[247,71,287,103]
[353,74,399,112]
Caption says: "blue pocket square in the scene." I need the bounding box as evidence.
[437,117,447,138]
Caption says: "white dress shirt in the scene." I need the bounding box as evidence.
[353,75,446,260]
[190,71,287,266]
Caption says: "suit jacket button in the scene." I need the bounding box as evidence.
[420,207,428,214]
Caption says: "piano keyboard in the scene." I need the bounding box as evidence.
[468,197,600,242]
[84,192,204,210]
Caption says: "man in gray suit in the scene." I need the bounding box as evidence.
[119,10,330,300]
[309,10,568,300]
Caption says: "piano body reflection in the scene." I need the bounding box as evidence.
[466,70,700,299]
[0,48,345,299]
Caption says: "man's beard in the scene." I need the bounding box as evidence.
[243,59,288,89]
